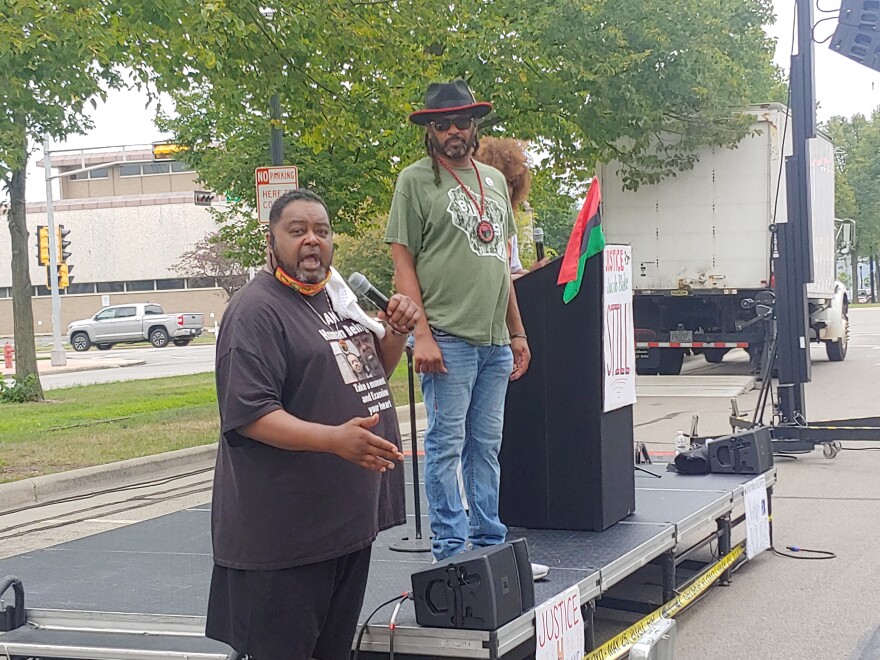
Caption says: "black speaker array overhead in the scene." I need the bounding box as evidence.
[830,0,880,71]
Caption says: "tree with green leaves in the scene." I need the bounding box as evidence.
[133,0,782,265]
[0,0,130,398]
[824,111,880,297]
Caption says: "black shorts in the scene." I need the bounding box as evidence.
[206,545,372,660]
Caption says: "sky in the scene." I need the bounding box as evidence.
[19,0,880,203]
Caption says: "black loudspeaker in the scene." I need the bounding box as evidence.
[509,538,535,610]
[500,257,635,531]
[830,0,880,72]
[707,428,774,475]
[411,543,526,630]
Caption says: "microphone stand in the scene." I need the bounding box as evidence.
[390,345,432,553]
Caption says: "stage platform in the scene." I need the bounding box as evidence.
[0,466,775,659]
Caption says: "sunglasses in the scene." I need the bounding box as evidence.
[430,116,475,132]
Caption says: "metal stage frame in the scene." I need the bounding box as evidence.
[0,467,775,660]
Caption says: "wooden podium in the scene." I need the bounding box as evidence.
[499,251,635,532]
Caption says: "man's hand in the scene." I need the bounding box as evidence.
[510,337,531,381]
[529,257,552,271]
[413,334,448,374]
[378,294,420,336]
[328,414,404,472]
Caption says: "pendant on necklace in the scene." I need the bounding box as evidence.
[476,220,495,244]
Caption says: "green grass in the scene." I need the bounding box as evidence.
[0,362,421,484]
[0,373,219,483]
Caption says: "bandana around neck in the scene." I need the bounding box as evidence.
[274,265,331,297]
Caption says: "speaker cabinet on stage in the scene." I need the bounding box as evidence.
[500,253,635,532]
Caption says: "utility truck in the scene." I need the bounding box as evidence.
[600,103,849,375]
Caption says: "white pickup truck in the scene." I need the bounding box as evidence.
[67,303,204,351]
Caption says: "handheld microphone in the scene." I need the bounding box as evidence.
[533,227,545,261]
[348,272,389,313]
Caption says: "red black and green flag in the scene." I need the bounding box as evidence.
[557,178,605,303]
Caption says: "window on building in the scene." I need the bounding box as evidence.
[66,282,96,295]
[142,162,171,176]
[0,287,9,299]
[126,280,154,292]
[188,277,217,289]
[96,281,125,293]
[170,161,194,173]
[119,164,142,177]
[34,285,51,296]
[68,171,89,181]
[89,167,109,179]
[156,278,186,291]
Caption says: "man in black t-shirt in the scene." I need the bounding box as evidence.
[206,188,419,660]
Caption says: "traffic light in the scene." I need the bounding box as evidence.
[55,225,71,262]
[36,226,50,266]
[194,190,215,206]
[46,263,74,290]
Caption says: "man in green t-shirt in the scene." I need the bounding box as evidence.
[386,80,547,580]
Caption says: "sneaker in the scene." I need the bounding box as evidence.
[531,562,549,581]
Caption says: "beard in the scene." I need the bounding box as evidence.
[276,253,329,284]
[431,131,475,160]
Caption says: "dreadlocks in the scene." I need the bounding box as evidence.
[425,130,481,186]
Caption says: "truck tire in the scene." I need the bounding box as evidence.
[71,332,91,352]
[703,348,729,364]
[96,343,113,351]
[173,337,192,347]
[149,327,170,348]
[658,350,684,375]
[825,306,849,362]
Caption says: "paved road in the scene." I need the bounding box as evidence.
[41,344,215,390]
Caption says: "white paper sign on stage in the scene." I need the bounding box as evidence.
[743,474,771,559]
[603,245,636,412]
[535,585,584,660]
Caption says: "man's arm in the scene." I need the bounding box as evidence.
[390,243,447,374]
[507,281,531,381]
[240,410,404,472]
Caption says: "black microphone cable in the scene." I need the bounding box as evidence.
[353,591,412,660]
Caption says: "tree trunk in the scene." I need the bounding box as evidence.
[6,119,44,398]
[871,253,877,304]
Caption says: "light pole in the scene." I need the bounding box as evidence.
[43,138,66,367]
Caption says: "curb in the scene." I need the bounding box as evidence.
[0,444,218,514]
[2,359,146,378]
[0,402,428,514]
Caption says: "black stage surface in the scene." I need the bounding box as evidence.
[0,466,775,659]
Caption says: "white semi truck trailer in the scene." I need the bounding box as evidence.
[600,103,848,375]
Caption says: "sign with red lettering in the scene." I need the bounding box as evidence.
[535,585,584,660]
[603,245,636,412]
[255,166,299,224]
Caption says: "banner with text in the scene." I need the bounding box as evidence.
[603,245,636,412]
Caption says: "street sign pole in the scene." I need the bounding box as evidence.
[43,138,66,367]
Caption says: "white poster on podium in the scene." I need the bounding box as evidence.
[603,245,636,412]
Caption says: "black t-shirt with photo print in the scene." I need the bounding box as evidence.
[211,269,405,570]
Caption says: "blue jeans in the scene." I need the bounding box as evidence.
[418,332,513,560]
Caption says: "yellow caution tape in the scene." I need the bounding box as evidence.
[584,542,745,660]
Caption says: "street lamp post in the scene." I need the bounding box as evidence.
[43,138,66,367]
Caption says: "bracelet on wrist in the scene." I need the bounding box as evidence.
[510,333,528,340]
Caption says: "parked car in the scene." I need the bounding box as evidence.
[67,303,204,351]
[857,289,869,304]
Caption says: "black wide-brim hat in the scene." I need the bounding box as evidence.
[408,80,493,125]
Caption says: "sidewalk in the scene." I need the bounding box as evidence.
[1,356,146,378]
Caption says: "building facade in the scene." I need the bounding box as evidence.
[0,146,233,336]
